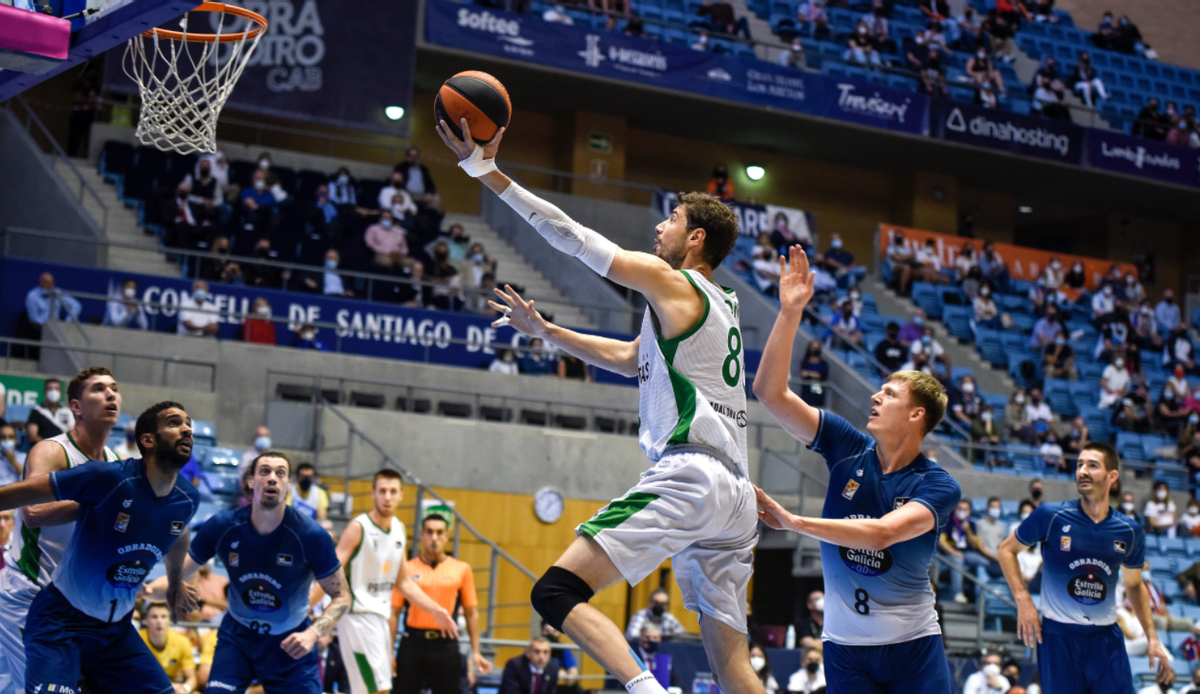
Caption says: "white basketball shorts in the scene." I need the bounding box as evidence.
[338,611,393,694]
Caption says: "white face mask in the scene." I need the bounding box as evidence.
[1157,489,1168,500]
[253,179,266,191]
[255,306,271,318]
[983,663,1001,677]
[961,382,975,394]
[1122,502,1135,512]
[956,509,970,520]
[1114,359,1125,368]
[45,389,60,404]
[750,656,766,672]
[1019,511,1031,521]
[301,332,316,342]
[1189,508,1199,517]
[123,286,136,299]
[813,597,825,612]
[987,507,1000,519]
[259,159,270,169]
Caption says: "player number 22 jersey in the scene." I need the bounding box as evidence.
[637,270,748,476]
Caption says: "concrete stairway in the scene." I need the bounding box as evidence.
[443,213,597,329]
[53,158,180,278]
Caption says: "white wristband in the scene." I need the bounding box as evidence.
[458,146,498,178]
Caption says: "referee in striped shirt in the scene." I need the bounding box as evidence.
[391,513,493,694]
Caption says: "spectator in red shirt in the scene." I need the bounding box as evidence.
[706,165,735,201]
[242,297,276,345]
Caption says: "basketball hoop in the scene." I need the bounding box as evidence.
[123,2,267,154]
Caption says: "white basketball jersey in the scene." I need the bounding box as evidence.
[347,513,407,618]
[6,432,118,591]
[637,270,748,476]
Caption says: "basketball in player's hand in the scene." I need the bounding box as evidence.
[434,71,512,144]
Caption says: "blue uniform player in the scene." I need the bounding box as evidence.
[999,442,1173,693]
[0,401,200,694]
[149,451,348,694]
[752,246,961,694]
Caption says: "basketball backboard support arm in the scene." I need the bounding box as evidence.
[0,0,200,102]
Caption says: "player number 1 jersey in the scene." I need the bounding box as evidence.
[637,270,748,476]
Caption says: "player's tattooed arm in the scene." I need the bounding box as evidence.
[282,568,349,659]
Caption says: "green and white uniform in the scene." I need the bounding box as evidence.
[0,432,118,690]
[338,513,407,694]
[579,269,758,633]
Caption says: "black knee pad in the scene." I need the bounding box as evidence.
[531,566,595,632]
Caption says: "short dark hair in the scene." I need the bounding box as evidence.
[987,497,1000,505]
[68,366,114,403]
[296,462,315,475]
[373,469,402,488]
[422,513,449,530]
[254,452,292,476]
[1082,441,1120,473]
[677,191,739,269]
[135,402,185,458]
[145,602,170,617]
[45,378,61,388]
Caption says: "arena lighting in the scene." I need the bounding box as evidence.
[1018,205,1033,213]
[385,106,406,121]
[745,165,765,181]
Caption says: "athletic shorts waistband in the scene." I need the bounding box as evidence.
[1042,618,1118,635]
[657,444,744,477]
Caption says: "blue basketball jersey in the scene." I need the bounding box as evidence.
[189,505,340,635]
[48,458,200,622]
[1015,500,1144,626]
[810,411,962,646]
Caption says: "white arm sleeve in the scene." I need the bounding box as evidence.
[497,182,618,277]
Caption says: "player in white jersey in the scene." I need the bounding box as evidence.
[331,469,458,694]
[0,366,121,692]
[439,120,760,694]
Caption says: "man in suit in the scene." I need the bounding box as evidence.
[501,638,560,694]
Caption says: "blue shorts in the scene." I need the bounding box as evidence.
[207,614,321,694]
[1038,619,1135,694]
[822,634,953,694]
[24,584,173,694]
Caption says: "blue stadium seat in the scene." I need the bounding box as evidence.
[942,306,973,342]
[911,282,942,319]
[1184,538,1200,557]
[971,497,988,513]
[1116,432,1145,462]
[1159,537,1188,557]
[1155,463,1189,491]
[1148,555,1177,573]
[192,420,217,447]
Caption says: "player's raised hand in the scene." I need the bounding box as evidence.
[755,486,797,531]
[1148,639,1175,687]
[436,118,506,163]
[281,627,320,660]
[167,579,199,622]
[778,245,815,318]
[489,285,550,338]
[431,605,461,639]
[1015,595,1042,648]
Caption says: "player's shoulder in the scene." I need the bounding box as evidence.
[201,505,250,532]
[172,472,201,505]
[1108,507,1144,535]
[285,505,331,541]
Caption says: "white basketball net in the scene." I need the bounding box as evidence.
[123,9,263,154]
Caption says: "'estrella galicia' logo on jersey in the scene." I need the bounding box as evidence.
[894,497,910,510]
[1061,536,1072,552]
[122,499,132,508]
[114,513,130,533]
[1068,564,1108,605]
[228,553,239,567]
[842,480,860,500]
[170,521,184,535]
[839,546,894,577]
[1114,540,1127,554]
[277,554,293,566]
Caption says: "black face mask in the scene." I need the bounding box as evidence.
[257,247,271,258]
[805,662,819,674]
[651,604,665,617]
[434,251,449,262]
[641,640,657,654]
[199,168,211,178]
[298,477,313,492]
[1031,488,1043,501]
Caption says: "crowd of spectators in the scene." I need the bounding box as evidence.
[1132,97,1200,149]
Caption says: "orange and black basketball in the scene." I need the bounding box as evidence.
[435,71,512,144]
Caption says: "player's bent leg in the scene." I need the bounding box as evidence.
[697,615,765,694]
[206,622,261,694]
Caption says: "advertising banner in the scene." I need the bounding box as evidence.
[655,191,813,241]
[1084,129,1200,187]
[105,0,418,134]
[0,374,47,406]
[876,224,1137,287]
[929,99,1084,165]
[425,0,929,136]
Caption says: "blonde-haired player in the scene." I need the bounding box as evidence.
[334,469,457,694]
[753,246,962,694]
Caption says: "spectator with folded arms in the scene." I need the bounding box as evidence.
[103,278,148,330]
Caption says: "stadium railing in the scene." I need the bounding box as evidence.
[0,333,218,391]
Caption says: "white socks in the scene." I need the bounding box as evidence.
[626,670,668,694]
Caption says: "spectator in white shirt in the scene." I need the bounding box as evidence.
[962,653,1009,694]
[1144,481,1178,537]
[177,280,220,337]
[377,171,408,210]
[1180,500,1200,538]
[1041,256,1064,291]
[1169,366,1191,405]
[103,278,148,330]
[1017,539,1043,593]
[1092,285,1116,320]
[972,284,1001,331]
[1124,272,1146,305]
[542,3,574,23]
[1099,354,1131,408]
[1039,431,1066,473]
[913,238,950,285]
[1157,290,1183,338]
[1118,604,1149,655]
[1024,387,1054,429]
[785,648,825,693]
[752,246,781,297]
[488,348,520,375]
[954,244,978,281]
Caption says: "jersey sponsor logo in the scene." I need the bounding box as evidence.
[114,513,130,533]
[1068,565,1109,605]
[118,543,165,561]
[122,499,132,508]
[46,685,77,694]
[277,554,294,566]
[894,497,910,510]
[1114,540,1127,554]
[709,401,748,428]
[106,550,156,588]
[242,578,285,612]
[842,480,860,500]
[1060,536,1071,552]
[170,521,184,535]
[367,580,396,593]
[839,546,894,577]
[228,552,239,567]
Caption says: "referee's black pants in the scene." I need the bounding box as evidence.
[395,629,462,694]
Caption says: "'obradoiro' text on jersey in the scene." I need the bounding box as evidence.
[637,269,748,475]
[1015,500,1144,626]
[49,458,199,622]
[189,505,341,635]
[810,411,961,646]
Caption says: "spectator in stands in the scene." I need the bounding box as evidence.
[963,652,1009,694]
[885,232,919,296]
[1033,79,1071,121]
[1060,416,1089,456]
[940,499,991,603]
[798,341,829,407]
[1040,430,1067,473]
[898,310,926,348]
[466,273,499,316]
[910,326,950,375]
[1178,558,1200,604]
[1132,300,1162,351]
[706,165,735,201]
[177,280,219,337]
[1166,324,1198,375]
[1067,51,1106,108]
[747,643,778,692]
[976,241,1008,290]
[1155,290,1182,337]
[916,0,948,22]
[297,249,354,298]
[1179,667,1200,694]
[793,591,824,651]
[501,637,559,694]
[955,243,978,281]
[1043,335,1076,380]
[327,166,356,208]
[826,300,863,349]
[519,338,558,376]
[844,286,864,317]
[1111,14,1151,58]
[1145,481,1178,537]
[396,147,439,209]
[1098,352,1131,408]
[112,422,139,460]
[186,157,226,227]
[904,30,931,72]
[241,169,282,237]
[377,171,408,210]
[911,238,950,287]
[975,497,1006,577]
[625,588,684,642]
[982,10,1015,62]
[972,283,1001,331]
[0,424,26,487]
[971,407,1005,466]
[821,233,861,288]
[163,179,203,249]
[697,0,751,40]
[950,375,982,428]
[288,462,329,519]
[425,241,462,311]
[846,20,883,67]
[1133,98,1168,141]
[306,184,341,245]
[777,37,806,69]
[1028,0,1056,22]
[241,297,276,345]
[366,210,416,271]
[786,648,825,693]
[292,323,328,351]
[861,0,893,54]
[1024,386,1054,437]
[1005,389,1036,445]
[240,426,272,468]
[464,243,498,289]
[794,0,830,41]
[1181,500,1200,538]
[1118,491,1144,525]
[102,278,148,330]
[488,348,520,375]
[197,145,231,194]
[952,5,985,52]
[1116,602,1150,656]
[1017,540,1043,595]
[200,236,242,285]
[966,48,1005,95]
[244,238,287,289]
[874,322,906,375]
[919,67,951,100]
[139,603,197,693]
[1090,10,1116,50]
[1061,260,1086,293]
[1115,384,1154,434]
[1160,378,1192,439]
[558,353,592,382]
[901,349,934,376]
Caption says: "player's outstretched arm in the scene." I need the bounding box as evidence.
[489,285,639,377]
[20,441,79,528]
[393,556,459,638]
[997,532,1041,648]
[755,486,935,551]
[0,473,56,513]
[752,246,821,445]
[283,569,350,660]
[1124,566,1176,687]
